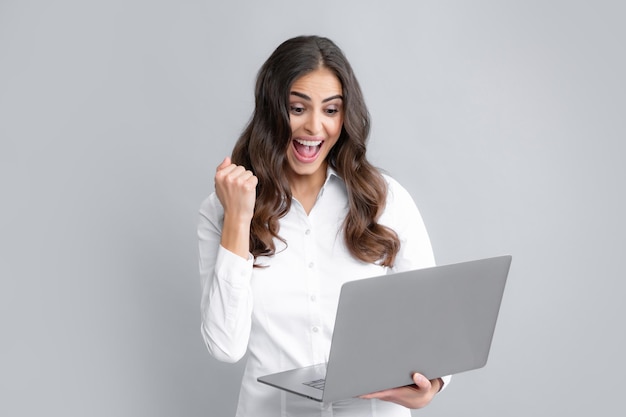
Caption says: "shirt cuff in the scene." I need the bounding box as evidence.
[439,375,452,392]
[215,245,254,288]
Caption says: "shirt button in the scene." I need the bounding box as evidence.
[310,295,317,302]
[308,262,314,269]
[305,229,311,235]
[312,326,319,333]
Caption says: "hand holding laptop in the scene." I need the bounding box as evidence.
[360,372,442,409]
[258,256,511,404]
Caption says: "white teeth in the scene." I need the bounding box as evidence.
[295,139,322,147]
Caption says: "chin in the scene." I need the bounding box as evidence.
[287,160,326,177]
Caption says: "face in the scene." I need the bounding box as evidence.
[285,67,344,184]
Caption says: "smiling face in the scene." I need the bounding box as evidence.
[285,67,344,187]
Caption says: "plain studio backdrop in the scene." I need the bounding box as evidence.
[1,1,624,416]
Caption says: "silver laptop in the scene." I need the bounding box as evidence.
[257,255,512,403]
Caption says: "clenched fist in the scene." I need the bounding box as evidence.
[214,157,258,259]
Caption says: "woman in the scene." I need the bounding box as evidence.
[198,35,450,416]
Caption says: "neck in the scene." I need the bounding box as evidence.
[287,164,328,213]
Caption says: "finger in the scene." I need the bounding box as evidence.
[228,166,252,183]
[359,392,381,400]
[234,168,254,180]
[241,171,259,192]
[217,167,257,194]
[412,373,431,391]
[359,387,394,400]
[216,156,232,172]
[216,163,244,181]
[226,168,257,190]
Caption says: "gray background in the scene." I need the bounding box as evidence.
[1,0,624,416]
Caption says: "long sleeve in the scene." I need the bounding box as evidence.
[198,172,451,415]
[198,193,254,363]
[379,175,435,273]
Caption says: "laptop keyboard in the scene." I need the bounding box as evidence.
[303,378,326,390]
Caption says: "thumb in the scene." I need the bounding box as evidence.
[412,373,432,391]
[217,156,232,171]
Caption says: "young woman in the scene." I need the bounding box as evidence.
[198,35,450,417]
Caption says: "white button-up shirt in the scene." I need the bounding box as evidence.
[198,170,450,417]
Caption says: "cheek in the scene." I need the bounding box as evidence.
[289,117,306,137]
[333,119,344,137]
[288,118,296,135]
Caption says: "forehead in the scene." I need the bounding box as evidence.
[290,67,343,97]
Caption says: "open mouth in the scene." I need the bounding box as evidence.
[292,138,323,162]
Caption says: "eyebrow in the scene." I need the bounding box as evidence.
[290,91,343,103]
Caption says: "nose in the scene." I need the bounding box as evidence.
[303,111,322,135]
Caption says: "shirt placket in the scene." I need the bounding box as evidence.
[302,214,325,366]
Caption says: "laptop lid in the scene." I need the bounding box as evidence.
[258,255,512,403]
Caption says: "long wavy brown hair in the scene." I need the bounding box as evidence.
[231,35,400,266]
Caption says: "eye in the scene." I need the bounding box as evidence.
[325,107,340,115]
[290,105,305,115]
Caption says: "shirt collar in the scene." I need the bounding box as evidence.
[323,166,342,186]
[314,166,343,199]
